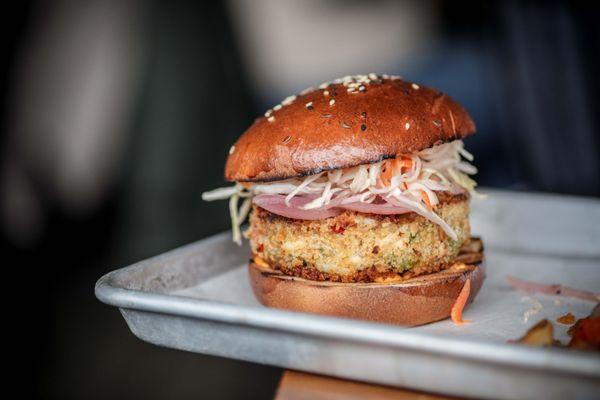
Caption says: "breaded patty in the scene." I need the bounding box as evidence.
[246,193,470,282]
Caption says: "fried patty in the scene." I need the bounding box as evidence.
[246,193,471,282]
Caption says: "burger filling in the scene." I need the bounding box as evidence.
[247,192,470,282]
[203,139,479,245]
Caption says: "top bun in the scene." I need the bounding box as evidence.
[225,74,475,182]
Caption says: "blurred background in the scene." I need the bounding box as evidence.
[2,0,598,398]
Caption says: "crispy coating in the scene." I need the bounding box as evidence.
[246,193,470,282]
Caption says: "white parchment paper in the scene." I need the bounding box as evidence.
[176,190,600,344]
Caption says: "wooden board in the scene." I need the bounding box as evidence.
[275,371,457,400]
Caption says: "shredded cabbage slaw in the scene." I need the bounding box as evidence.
[203,140,480,245]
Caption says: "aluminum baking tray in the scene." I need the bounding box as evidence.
[96,189,600,399]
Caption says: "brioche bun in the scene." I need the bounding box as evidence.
[226,75,475,182]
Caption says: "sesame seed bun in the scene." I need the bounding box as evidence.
[248,238,485,326]
[226,75,475,182]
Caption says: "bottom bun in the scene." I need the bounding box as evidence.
[248,238,485,326]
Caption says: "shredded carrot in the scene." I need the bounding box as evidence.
[420,190,432,210]
[451,279,471,324]
[397,156,412,172]
[380,160,393,186]
[380,157,413,186]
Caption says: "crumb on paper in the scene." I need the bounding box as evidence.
[556,312,576,325]
[510,305,600,352]
[568,316,600,350]
[567,304,600,350]
[521,296,543,323]
[509,319,558,347]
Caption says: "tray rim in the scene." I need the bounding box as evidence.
[95,233,600,379]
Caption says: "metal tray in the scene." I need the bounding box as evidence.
[96,190,600,399]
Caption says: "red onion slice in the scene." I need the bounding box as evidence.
[253,194,342,220]
[507,275,600,302]
[341,202,410,215]
[253,194,412,220]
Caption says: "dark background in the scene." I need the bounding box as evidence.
[2,1,598,399]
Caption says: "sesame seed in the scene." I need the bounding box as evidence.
[273,104,282,111]
[360,124,367,131]
[432,120,441,127]
[281,95,296,106]
[329,99,335,106]
[368,73,378,80]
[405,122,410,130]
[265,109,272,117]
[358,85,366,92]
[321,113,332,118]
[361,111,367,118]
[323,90,329,96]
[319,83,329,89]
[305,101,313,110]
[229,145,235,154]
[411,83,420,90]
[341,122,351,129]
[282,135,291,144]
[268,116,275,123]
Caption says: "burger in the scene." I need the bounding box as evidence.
[203,74,485,326]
